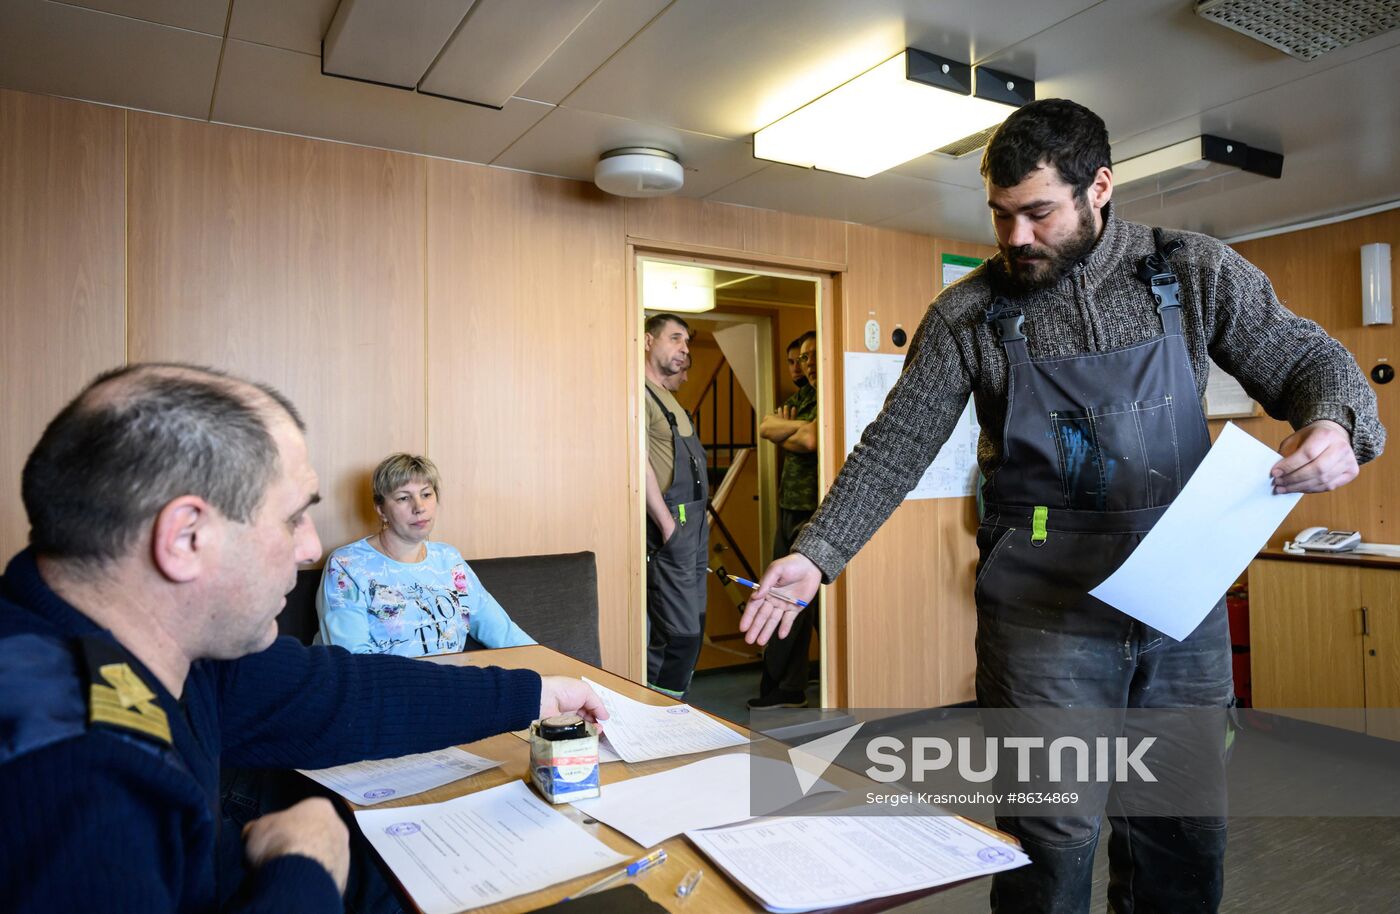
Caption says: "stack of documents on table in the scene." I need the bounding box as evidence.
[582,677,747,763]
[571,753,838,847]
[299,747,501,805]
[686,815,1029,912]
[355,780,626,914]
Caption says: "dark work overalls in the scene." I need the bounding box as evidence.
[645,385,710,697]
[974,233,1234,913]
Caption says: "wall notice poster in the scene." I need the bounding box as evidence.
[1203,359,1260,418]
[843,352,980,500]
[941,252,983,288]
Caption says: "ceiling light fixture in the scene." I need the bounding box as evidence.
[594,148,685,198]
[753,49,1033,178]
[642,261,715,314]
[1113,135,1283,206]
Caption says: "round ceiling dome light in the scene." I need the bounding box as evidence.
[593,147,684,197]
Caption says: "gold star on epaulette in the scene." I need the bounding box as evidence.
[89,661,171,745]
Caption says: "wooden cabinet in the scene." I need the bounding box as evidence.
[1249,551,1400,737]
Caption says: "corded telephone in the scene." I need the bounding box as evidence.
[1285,527,1362,553]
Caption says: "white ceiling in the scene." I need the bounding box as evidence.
[3,0,1398,244]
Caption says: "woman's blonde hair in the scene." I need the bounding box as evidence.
[371,453,441,506]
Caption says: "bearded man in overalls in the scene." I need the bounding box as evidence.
[740,99,1383,913]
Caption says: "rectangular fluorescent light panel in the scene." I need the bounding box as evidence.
[643,262,715,314]
[1113,135,1249,205]
[754,50,1017,178]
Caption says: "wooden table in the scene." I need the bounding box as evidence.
[350,645,1006,913]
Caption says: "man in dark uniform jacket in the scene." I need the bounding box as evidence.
[0,363,606,913]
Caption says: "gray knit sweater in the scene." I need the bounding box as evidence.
[795,206,1385,582]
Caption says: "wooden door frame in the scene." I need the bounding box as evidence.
[626,242,844,707]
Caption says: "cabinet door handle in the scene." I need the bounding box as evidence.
[1362,605,1370,636]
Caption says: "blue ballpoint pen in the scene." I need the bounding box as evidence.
[728,574,809,608]
[565,848,668,900]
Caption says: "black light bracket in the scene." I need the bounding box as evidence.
[1199,135,1284,178]
[905,49,973,95]
[974,64,1035,107]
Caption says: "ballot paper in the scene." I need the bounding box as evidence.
[581,677,748,763]
[686,815,1029,912]
[298,748,501,805]
[355,780,626,914]
[1090,422,1302,640]
[571,753,838,848]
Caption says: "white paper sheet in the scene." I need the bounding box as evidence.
[1090,423,1302,640]
[354,780,626,914]
[686,815,1028,913]
[582,678,747,763]
[571,753,838,848]
[298,748,501,805]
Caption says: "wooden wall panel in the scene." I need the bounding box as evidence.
[126,113,427,555]
[625,195,846,269]
[425,162,633,673]
[745,208,847,267]
[0,89,125,559]
[835,228,997,706]
[625,196,746,252]
[1229,210,1399,545]
[838,225,945,707]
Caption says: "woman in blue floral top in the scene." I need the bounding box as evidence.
[316,454,534,656]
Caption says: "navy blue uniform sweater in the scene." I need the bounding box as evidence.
[0,549,542,913]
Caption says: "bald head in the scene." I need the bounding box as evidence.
[22,363,305,565]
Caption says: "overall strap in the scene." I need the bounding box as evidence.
[1135,227,1187,336]
[984,262,1031,366]
[645,383,679,431]
[645,383,704,503]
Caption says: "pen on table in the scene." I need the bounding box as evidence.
[726,573,809,608]
[676,868,703,898]
[564,848,667,900]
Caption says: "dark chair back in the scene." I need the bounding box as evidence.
[467,551,601,667]
[275,552,602,665]
[277,569,324,646]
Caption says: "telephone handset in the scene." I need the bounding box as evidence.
[1285,527,1361,553]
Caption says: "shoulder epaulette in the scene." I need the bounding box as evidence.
[0,633,86,765]
[79,635,172,746]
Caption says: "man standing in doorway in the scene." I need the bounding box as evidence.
[740,99,1382,913]
[784,334,811,393]
[643,313,710,697]
[751,331,819,708]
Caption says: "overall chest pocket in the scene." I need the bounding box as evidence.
[1050,395,1181,511]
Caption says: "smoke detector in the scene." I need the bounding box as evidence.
[1196,0,1400,61]
[594,148,684,197]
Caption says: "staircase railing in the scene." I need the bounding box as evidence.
[691,362,758,584]
[691,364,756,476]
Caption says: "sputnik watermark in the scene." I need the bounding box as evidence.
[864,735,1158,784]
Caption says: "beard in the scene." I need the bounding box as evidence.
[1002,196,1099,294]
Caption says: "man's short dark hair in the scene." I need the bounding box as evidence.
[980,99,1111,196]
[644,313,690,338]
[22,363,305,564]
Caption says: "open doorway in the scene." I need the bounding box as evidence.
[637,254,823,718]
